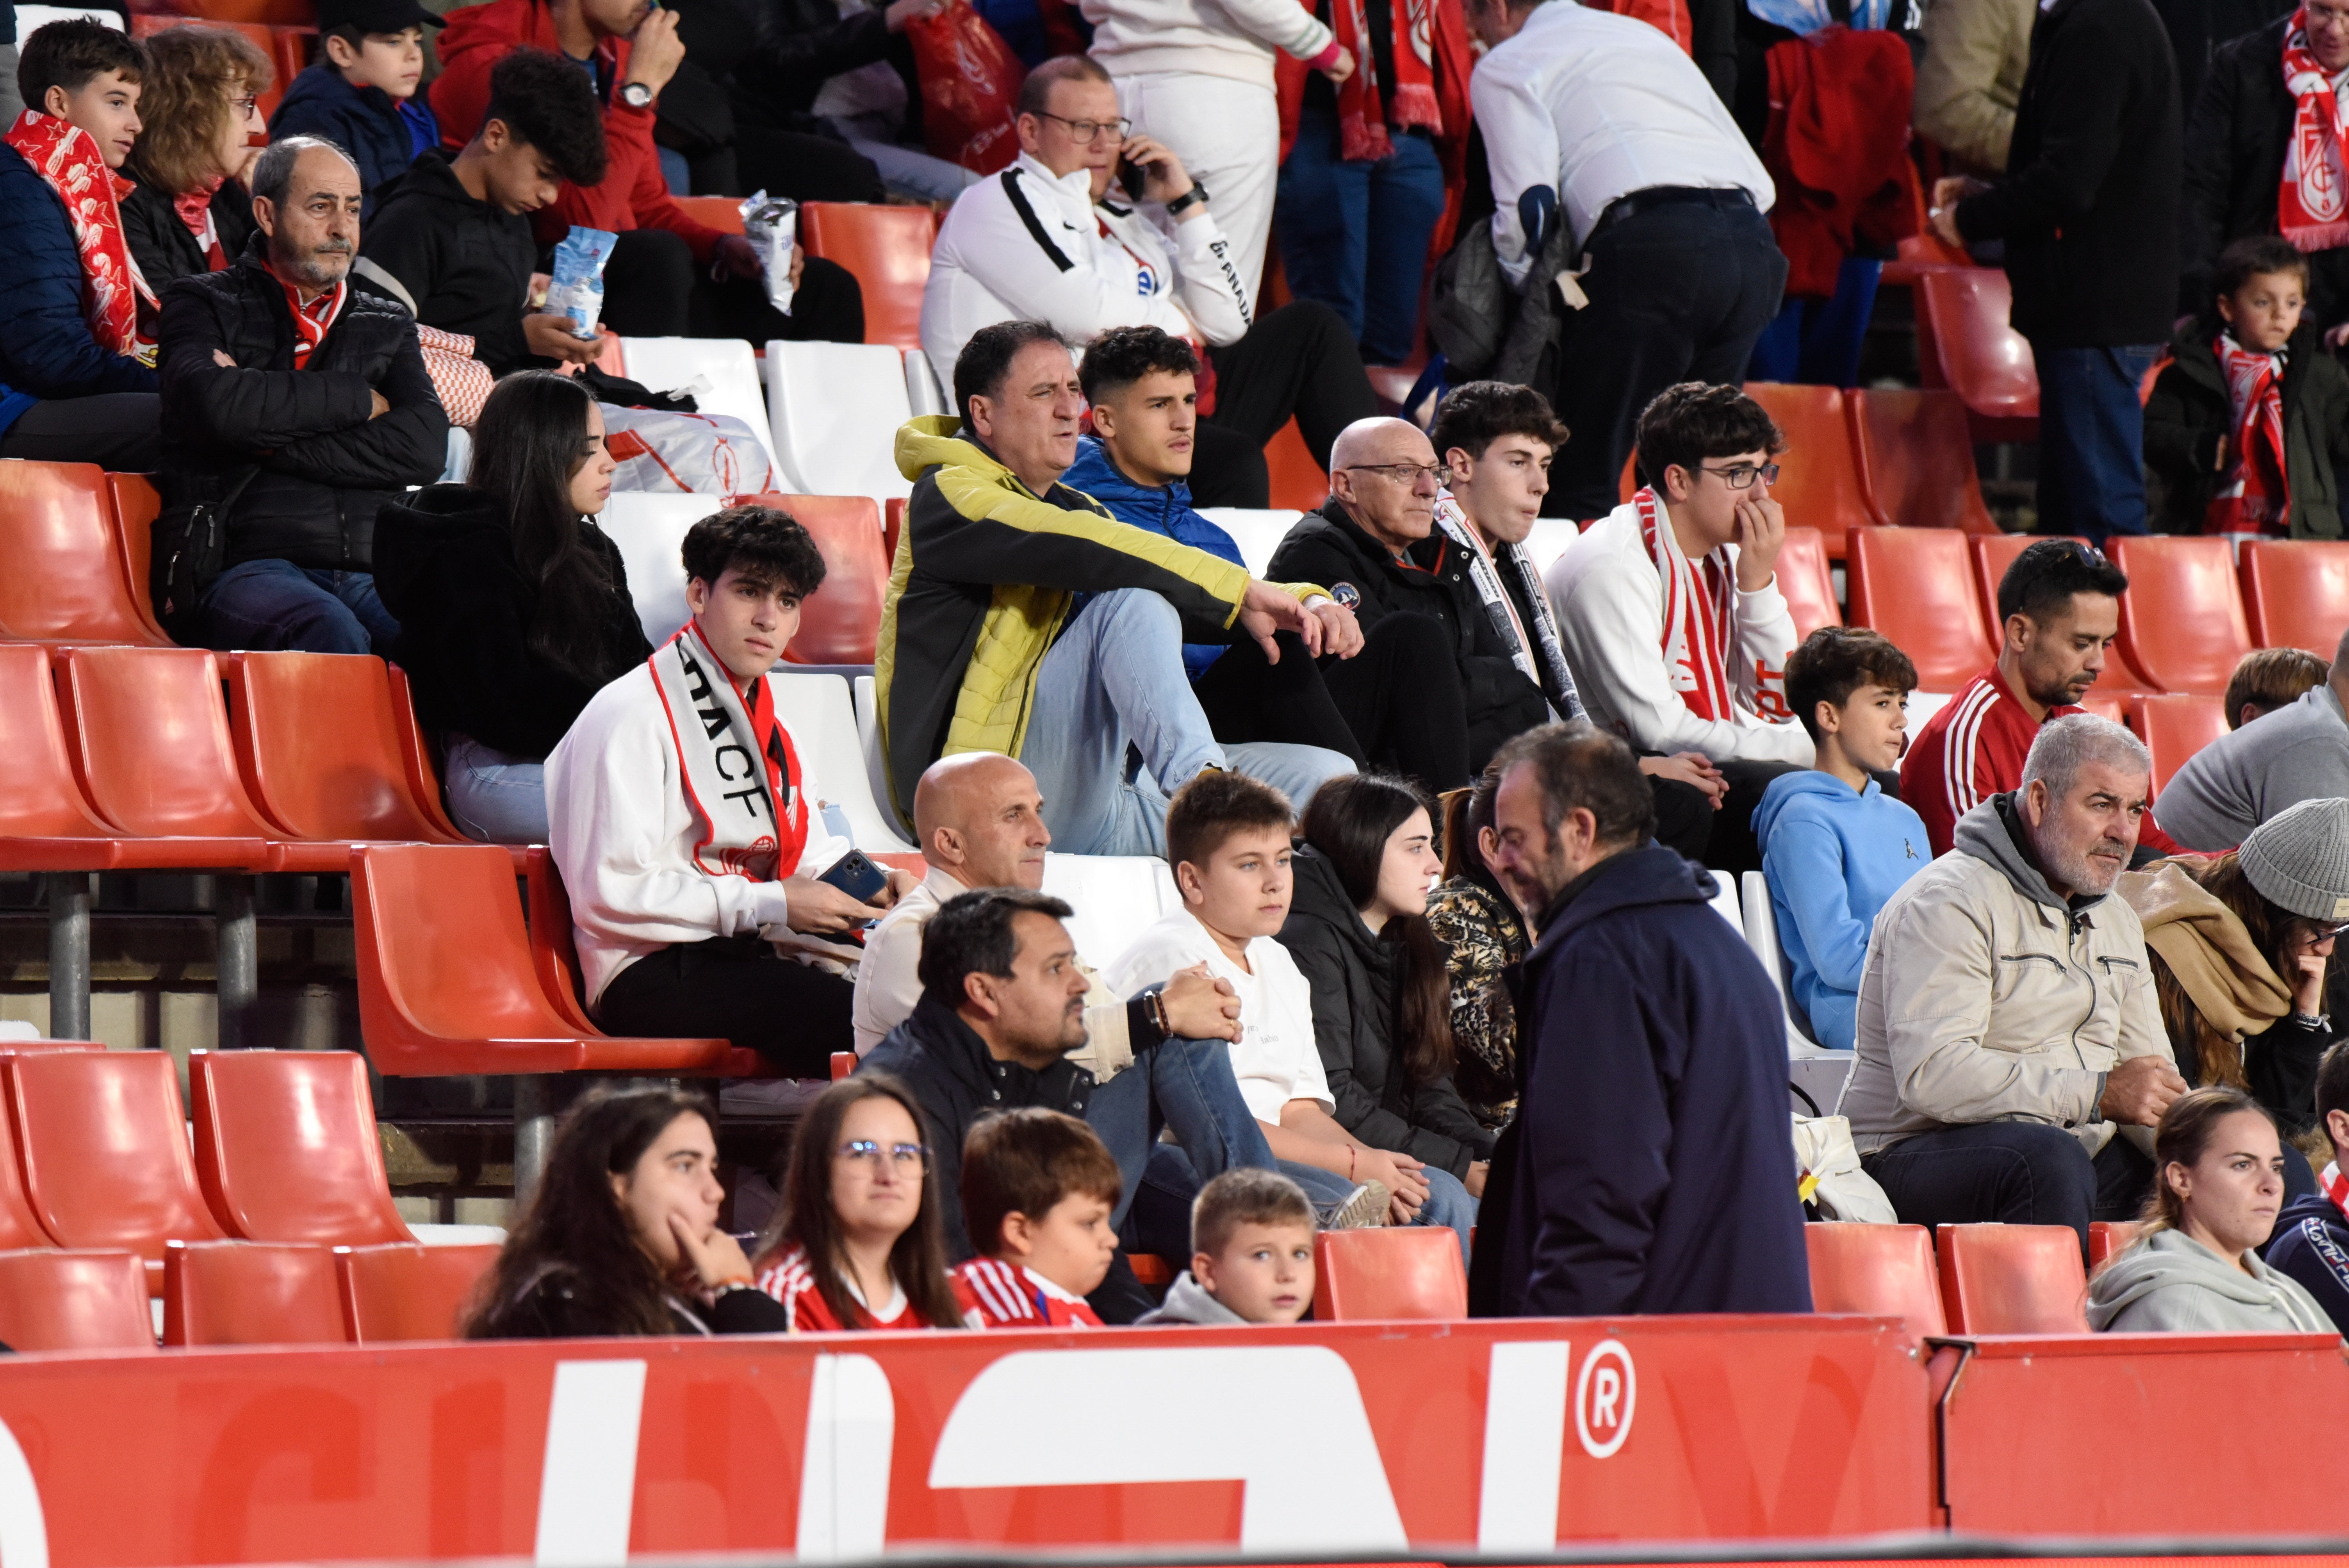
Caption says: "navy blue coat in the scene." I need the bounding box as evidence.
[269,64,438,220]
[0,141,160,436]
[2261,1189,2349,1336]
[1486,845,1811,1318]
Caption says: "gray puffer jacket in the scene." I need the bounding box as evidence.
[2087,1228,2337,1333]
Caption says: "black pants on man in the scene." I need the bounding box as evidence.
[1315,611,1474,791]
[1191,630,1368,765]
[599,228,866,347]
[597,933,851,1077]
[0,392,159,471]
[1192,299,1383,509]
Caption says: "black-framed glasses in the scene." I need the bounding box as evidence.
[1699,461,1780,490]
[1343,462,1450,488]
[837,1139,929,1169]
[1033,110,1131,144]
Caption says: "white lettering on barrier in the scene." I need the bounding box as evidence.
[1475,1340,1570,1551]
[797,1353,895,1561]
[533,1360,648,1568]
[0,1417,48,1568]
[1575,1338,1636,1459]
[927,1347,1407,1551]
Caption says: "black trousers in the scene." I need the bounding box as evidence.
[1316,611,1472,791]
[1543,200,1788,520]
[1191,630,1366,764]
[595,933,852,1077]
[1193,299,1382,509]
[598,228,866,346]
[0,392,159,471]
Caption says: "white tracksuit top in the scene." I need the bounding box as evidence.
[1082,0,1334,89]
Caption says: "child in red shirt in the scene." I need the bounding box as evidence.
[950,1108,1121,1328]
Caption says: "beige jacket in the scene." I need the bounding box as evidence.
[1846,796,2176,1157]
[1913,0,2034,171]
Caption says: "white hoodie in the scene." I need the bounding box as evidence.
[1082,0,1333,90]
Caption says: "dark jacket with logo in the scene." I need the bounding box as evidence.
[1268,497,1547,772]
[356,150,538,375]
[2261,1187,2349,1336]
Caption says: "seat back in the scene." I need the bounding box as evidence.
[2240,539,2349,657]
[2129,694,2228,797]
[190,1050,412,1245]
[1846,528,1996,691]
[727,494,886,664]
[766,672,916,852]
[0,645,122,841]
[1915,269,2039,422]
[0,460,167,645]
[336,1242,501,1341]
[1265,418,1329,511]
[2111,537,2251,695]
[1742,384,1871,559]
[1847,388,1999,535]
[1195,508,1296,579]
[617,337,780,482]
[383,663,469,840]
[2088,1219,2145,1270]
[524,855,601,1033]
[764,341,915,505]
[1775,526,1843,641]
[227,652,457,843]
[884,498,906,567]
[670,195,746,233]
[1311,1228,1467,1320]
[1936,1222,2089,1333]
[850,675,913,839]
[102,472,176,643]
[1041,852,1182,970]
[10,1049,230,1260]
[904,350,950,417]
[55,647,280,840]
[599,492,726,645]
[801,202,936,351]
[0,1251,153,1351]
[163,1240,347,1345]
[1804,1223,1946,1348]
[1739,870,1817,1053]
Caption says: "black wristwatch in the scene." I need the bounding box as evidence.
[1164,180,1208,217]
[619,80,653,110]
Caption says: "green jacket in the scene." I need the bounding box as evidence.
[2143,321,2349,539]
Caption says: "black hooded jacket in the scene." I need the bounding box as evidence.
[356,150,540,376]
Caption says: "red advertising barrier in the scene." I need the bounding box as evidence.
[0,1316,1928,1566]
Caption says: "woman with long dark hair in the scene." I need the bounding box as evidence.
[466,1084,791,1337]
[1425,764,1529,1130]
[1281,773,1488,1251]
[374,371,651,844]
[751,1074,966,1331]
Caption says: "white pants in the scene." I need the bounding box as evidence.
[1113,71,1281,312]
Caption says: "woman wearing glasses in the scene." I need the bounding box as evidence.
[751,1075,968,1331]
[119,25,269,291]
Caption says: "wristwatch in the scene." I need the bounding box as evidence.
[1164,179,1208,217]
[619,80,654,109]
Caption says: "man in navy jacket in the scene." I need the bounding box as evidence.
[2263,1041,2349,1335]
[1474,718,1810,1317]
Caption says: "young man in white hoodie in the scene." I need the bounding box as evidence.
[545,504,911,1073]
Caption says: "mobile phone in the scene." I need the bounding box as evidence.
[1118,159,1147,201]
[818,848,888,906]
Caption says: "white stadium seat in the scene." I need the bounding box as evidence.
[768,673,917,854]
[598,492,724,645]
[1041,853,1182,970]
[1520,517,1580,578]
[852,675,914,840]
[904,350,950,419]
[1706,867,1742,934]
[1740,870,1827,1058]
[1907,690,1953,734]
[1196,508,1302,577]
[616,337,779,481]
[765,340,915,507]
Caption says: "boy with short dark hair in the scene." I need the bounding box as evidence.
[270,0,443,216]
[1139,1167,1318,1325]
[2259,1039,2349,1335]
[952,1107,1121,1327]
[1751,628,1932,1051]
[2225,646,2330,731]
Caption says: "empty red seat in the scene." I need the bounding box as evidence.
[336,1242,501,1341]
[1266,419,1328,511]
[1804,1222,1947,1349]
[1310,1228,1467,1320]
[101,472,177,645]
[2088,1220,2145,1270]
[1774,526,1843,640]
[1936,1222,2089,1333]
[731,494,887,664]
[1969,534,2156,695]
[1914,269,2038,438]
[2110,537,2252,695]
[226,652,472,848]
[269,26,314,98]
[1847,528,1997,691]
[190,1050,413,1246]
[1847,388,2000,535]
[830,1051,856,1082]
[801,202,937,351]
[0,460,172,646]
[1743,383,1873,560]
[162,1240,346,1345]
[2129,694,2228,797]
[2240,539,2349,658]
[0,1251,153,1351]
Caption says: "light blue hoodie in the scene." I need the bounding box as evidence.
[1752,769,1933,1051]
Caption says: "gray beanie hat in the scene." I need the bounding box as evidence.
[2239,797,2349,922]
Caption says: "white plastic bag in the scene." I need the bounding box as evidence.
[1793,1114,1898,1223]
[739,191,797,315]
[547,227,618,340]
[600,404,775,495]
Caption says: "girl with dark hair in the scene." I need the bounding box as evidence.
[466,1084,791,1337]
[2085,1087,2334,1334]
[1281,773,1489,1251]
[373,370,651,844]
[751,1074,966,1331]
[1425,765,1529,1129]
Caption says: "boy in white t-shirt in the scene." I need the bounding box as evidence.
[1103,771,1415,1227]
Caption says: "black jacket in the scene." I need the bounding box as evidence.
[356,151,539,376]
[468,1264,793,1337]
[372,485,652,759]
[670,0,901,128]
[1477,846,1810,1318]
[2144,319,2349,537]
[120,178,258,297]
[156,237,449,576]
[1266,499,1548,773]
[1278,844,1494,1179]
[860,993,1094,1262]
[1954,0,2183,346]
[2260,1188,2349,1335]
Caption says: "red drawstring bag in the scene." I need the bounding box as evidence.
[905,0,1026,175]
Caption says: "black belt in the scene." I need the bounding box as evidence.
[1584,184,1756,249]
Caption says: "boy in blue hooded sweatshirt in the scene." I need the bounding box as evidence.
[1753,627,1932,1051]
[269,0,442,219]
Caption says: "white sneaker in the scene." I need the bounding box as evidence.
[1320,1180,1390,1230]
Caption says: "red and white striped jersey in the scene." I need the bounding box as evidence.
[754,1244,936,1332]
[951,1258,1104,1329]
[1900,668,2082,857]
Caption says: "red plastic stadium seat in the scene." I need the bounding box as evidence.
[731,494,887,664]
[2088,1220,2144,1270]
[269,26,314,98]
[1936,1222,2089,1333]
[1846,388,2000,535]
[1775,526,1842,640]
[101,472,178,644]
[802,203,937,352]
[2129,694,2228,797]
[1970,534,2156,696]
[1311,1228,1467,1320]
[1127,1253,1174,1287]
[189,1050,413,1246]
[1804,1222,1947,1349]
[1914,269,2038,438]
[225,652,473,848]
[162,1240,346,1345]
[830,1052,855,1082]
[1743,383,1873,561]
[1847,528,1996,691]
[2240,540,2349,658]
[2077,693,2126,725]
[336,1242,501,1341]
[0,460,172,645]
[884,498,906,567]
[191,0,317,23]
[0,1251,153,1351]
[0,1067,59,1254]
[384,663,470,842]
[2110,537,2252,695]
[1266,419,1328,511]
[672,195,746,234]
[127,20,291,117]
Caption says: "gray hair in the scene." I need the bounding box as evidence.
[2021,713,2151,799]
[251,134,354,208]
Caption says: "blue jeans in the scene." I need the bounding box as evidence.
[2031,342,2159,544]
[1274,107,1446,365]
[1086,1033,1276,1255]
[827,121,984,204]
[200,559,398,654]
[443,734,549,845]
[1283,1158,1477,1265]
[1024,588,1355,855]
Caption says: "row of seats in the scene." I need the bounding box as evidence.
[1806,1220,2144,1347]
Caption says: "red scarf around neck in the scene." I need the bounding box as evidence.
[4,110,154,359]
[2206,333,2292,538]
[1636,486,1741,723]
[173,176,229,271]
[2281,9,2349,251]
[1315,0,1442,161]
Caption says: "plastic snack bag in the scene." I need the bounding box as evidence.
[546,226,618,341]
[739,191,797,315]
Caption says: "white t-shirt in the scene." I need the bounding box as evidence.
[1102,907,1331,1124]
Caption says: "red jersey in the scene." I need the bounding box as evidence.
[951,1258,1103,1329]
[754,1245,937,1332]
[1901,668,2083,857]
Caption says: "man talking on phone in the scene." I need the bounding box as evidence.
[547,504,913,1074]
[921,53,1379,508]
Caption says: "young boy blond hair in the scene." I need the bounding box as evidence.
[1139,1168,1317,1325]
[951,1108,1122,1327]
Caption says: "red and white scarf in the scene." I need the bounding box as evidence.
[272,272,348,370]
[2324,1160,2349,1221]
[2205,333,2292,540]
[2282,9,2349,251]
[1636,486,1748,724]
[647,622,809,883]
[3,110,155,360]
[173,178,229,272]
[1314,0,1442,162]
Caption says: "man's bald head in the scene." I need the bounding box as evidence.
[1329,417,1440,554]
[1329,416,1434,472]
[911,752,1052,890]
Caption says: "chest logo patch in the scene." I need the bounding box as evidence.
[1332,582,1362,608]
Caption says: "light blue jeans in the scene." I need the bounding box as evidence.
[1282,1159,1477,1265]
[1086,1032,1276,1255]
[1025,588,1355,855]
[830,123,984,204]
[443,733,550,845]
